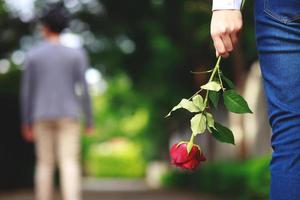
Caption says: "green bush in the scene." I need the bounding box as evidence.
[84,138,146,178]
[162,156,270,200]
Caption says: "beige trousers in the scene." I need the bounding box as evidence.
[33,119,81,200]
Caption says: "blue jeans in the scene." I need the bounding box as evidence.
[255,0,300,199]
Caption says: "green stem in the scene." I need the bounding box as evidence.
[189,134,195,143]
[203,56,222,106]
[190,69,213,74]
[188,57,222,102]
[217,68,224,91]
[187,57,222,150]
[209,56,221,82]
[188,88,203,101]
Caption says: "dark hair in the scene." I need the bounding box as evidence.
[40,3,71,34]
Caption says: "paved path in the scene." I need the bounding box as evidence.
[0,190,223,200]
[0,179,224,200]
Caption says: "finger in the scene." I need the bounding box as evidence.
[230,33,238,48]
[221,34,233,53]
[212,35,226,57]
[222,52,230,58]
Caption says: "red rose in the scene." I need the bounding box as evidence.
[170,142,206,170]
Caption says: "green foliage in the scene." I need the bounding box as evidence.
[223,90,253,114]
[192,95,205,111]
[200,81,221,92]
[205,112,215,130]
[91,74,151,140]
[166,57,252,153]
[166,98,200,117]
[221,74,235,89]
[81,73,151,177]
[162,156,271,200]
[0,69,21,95]
[84,139,146,177]
[209,91,220,108]
[211,122,235,145]
[190,113,206,136]
[167,94,206,118]
[1,0,258,178]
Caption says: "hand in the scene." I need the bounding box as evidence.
[210,10,243,58]
[85,125,94,136]
[22,124,34,142]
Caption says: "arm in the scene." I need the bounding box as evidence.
[211,0,243,57]
[20,57,34,142]
[77,50,94,132]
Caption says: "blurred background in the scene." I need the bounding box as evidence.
[0,0,271,199]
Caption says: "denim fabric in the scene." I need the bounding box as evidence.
[255,0,300,199]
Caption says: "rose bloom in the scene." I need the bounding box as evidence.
[170,142,206,170]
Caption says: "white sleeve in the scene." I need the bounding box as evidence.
[212,0,242,11]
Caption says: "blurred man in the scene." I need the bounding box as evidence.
[20,4,93,200]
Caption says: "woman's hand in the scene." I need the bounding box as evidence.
[210,10,243,58]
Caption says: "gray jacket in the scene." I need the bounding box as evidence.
[21,41,93,126]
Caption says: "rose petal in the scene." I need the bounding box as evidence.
[181,159,200,170]
[170,143,189,164]
[199,153,206,161]
[170,142,206,170]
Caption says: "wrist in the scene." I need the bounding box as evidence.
[212,0,242,11]
[213,9,241,12]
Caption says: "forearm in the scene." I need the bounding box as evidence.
[20,67,32,125]
[21,96,30,125]
[77,49,94,127]
[82,84,93,127]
